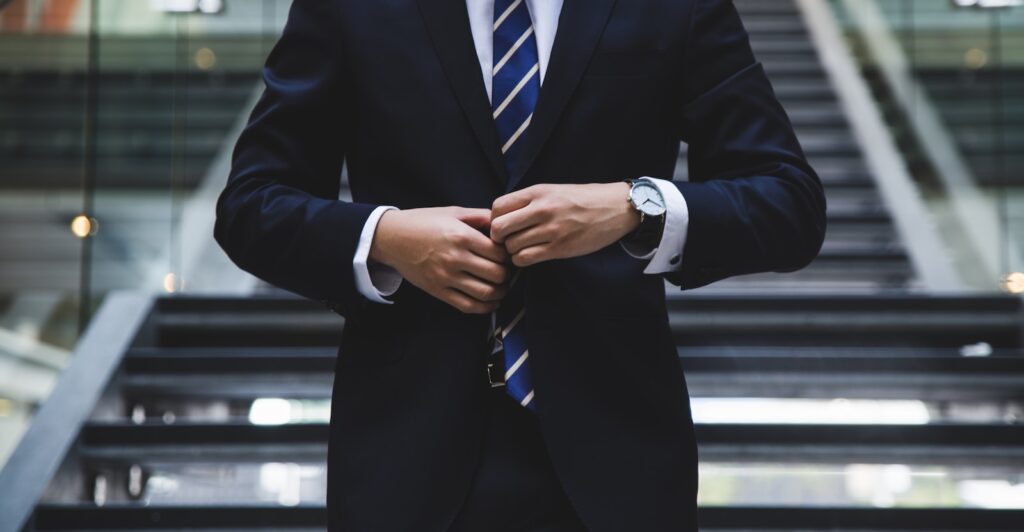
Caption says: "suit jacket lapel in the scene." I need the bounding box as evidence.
[507,0,618,191]
[416,0,509,190]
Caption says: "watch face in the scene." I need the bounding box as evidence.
[630,182,667,216]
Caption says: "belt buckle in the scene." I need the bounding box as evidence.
[487,361,505,388]
[487,329,505,388]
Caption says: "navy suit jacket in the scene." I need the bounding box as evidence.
[214,0,826,530]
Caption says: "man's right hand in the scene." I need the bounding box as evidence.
[368,207,510,314]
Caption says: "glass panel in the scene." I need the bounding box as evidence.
[87,0,285,305]
[830,0,1024,292]
[0,0,288,469]
[0,0,91,467]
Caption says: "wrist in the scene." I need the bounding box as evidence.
[369,209,401,268]
[611,182,641,236]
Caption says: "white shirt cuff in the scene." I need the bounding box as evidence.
[353,205,403,304]
[619,177,689,274]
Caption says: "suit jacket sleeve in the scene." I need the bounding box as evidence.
[664,0,828,290]
[213,0,378,315]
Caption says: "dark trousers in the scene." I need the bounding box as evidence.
[447,387,588,532]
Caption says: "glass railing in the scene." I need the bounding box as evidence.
[0,0,289,467]
[829,0,1024,292]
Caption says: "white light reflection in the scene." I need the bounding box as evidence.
[846,464,918,507]
[690,398,931,424]
[259,462,319,507]
[248,398,331,425]
[959,480,1024,509]
[249,398,292,426]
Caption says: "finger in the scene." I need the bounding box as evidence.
[452,274,507,302]
[505,228,553,255]
[442,287,500,314]
[462,230,509,263]
[491,185,541,220]
[461,254,510,284]
[512,244,555,267]
[491,204,544,243]
[454,207,493,232]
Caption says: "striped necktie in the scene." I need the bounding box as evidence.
[489,0,540,411]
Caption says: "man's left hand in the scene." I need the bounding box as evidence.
[490,183,641,267]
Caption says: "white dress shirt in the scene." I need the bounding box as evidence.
[352,0,689,303]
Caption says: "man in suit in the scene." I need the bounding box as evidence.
[214,0,826,530]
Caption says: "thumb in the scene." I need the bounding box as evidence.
[455,207,493,231]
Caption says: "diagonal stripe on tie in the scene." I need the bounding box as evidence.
[493,63,539,119]
[501,114,532,154]
[493,26,535,76]
[505,350,529,381]
[492,0,523,31]
[501,308,525,338]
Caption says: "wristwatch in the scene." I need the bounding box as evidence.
[623,178,667,249]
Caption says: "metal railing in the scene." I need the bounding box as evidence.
[0,292,153,532]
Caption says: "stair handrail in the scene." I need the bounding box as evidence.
[795,0,965,291]
[0,292,154,532]
[836,0,1021,288]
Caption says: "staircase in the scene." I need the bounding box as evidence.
[3,294,1021,531]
